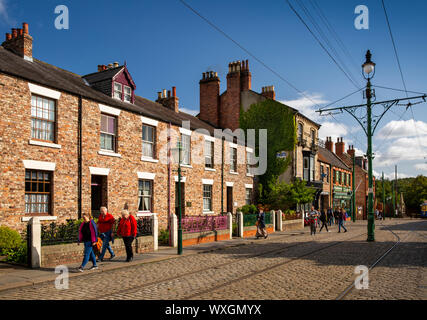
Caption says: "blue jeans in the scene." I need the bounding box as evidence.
[338,220,347,232]
[99,231,115,260]
[81,241,97,268]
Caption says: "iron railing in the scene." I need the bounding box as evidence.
[242,212,272,227]
[41,220,80,246]
[181,215,228,233]
[136,216,153,237]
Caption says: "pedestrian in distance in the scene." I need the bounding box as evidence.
[334,206,341,225]
[97,206,116,262]
[308,206,318,236]
[77,212,98,272]
[116,209,137,262]
[338,208,348,233]
[319,208,329,233]
[255,205,268,239]
[327,207,333,226]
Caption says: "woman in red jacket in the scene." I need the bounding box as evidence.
[116,209,137,262]
[97,206,116,262]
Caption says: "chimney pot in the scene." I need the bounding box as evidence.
[172,86,176,97]
[18,28,23,36]
[11,28,17,38]
[113,62,119,68]
[22,23,29,34]
[167,90,171,98]
[5,33,11,41]
[157,92,162,100]
[162,89,167,98]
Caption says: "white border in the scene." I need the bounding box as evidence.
[202,179,214,185]
[99,104,121,116]
[174,176,187,183]
[179,127,192,136]
[141,116,158,127]
[22,160,55,171]
[89,167,110,176]
[29,140,61,149]
[204,135,215,142]
[28,83,61,100]
[137,172,156,180]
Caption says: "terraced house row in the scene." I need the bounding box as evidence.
[0,23,256,231]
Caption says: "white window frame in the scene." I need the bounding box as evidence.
[203,184,213,212]
[124,85,132,103]
[142,124,156,159]
[230,147,237,173]
[204,140,214,169]
[114,82,122,100]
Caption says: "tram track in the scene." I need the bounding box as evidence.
[94,228,363,300]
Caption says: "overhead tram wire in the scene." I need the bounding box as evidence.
[178,0,321,110]
[295,0,362,89]
[286,0,361,90]
[380,0,425,158]
[179,0,365,150]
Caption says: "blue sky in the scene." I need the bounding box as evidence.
[1,0,426,178]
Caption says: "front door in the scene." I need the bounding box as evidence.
[91,175,107,218]
[226,186,233,213]
[175,182,185,217]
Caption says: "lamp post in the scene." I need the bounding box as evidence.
[172,141,183,255]
[362,50,376,242]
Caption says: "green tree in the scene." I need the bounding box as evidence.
[288,178,316,209]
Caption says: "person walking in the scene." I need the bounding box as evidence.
[77,212,98,272]
[116,209,137,262]
[327,207,333,226]
[308,206,318,236]
[97,206,116,262]
[334,206,341,225]
[256,206,268,239]
[338,208,348,233]
[319,208,329,233]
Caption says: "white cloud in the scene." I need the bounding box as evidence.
[377,119,427,140]
[318,121,347,141]
[414,163,427,172]
[179,107,199,117]
[0,0,9,23]
[280,92,328,122]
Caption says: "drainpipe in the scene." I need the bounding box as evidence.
[221,137,224,214]
[78,95,82,219]
[167,122,172,244]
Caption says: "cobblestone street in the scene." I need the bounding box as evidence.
[0,219,425,300]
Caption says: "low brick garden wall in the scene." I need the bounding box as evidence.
[41,235,154,267]
[182,229,230,247]
[242,224,274,238]
[282,219,304,231]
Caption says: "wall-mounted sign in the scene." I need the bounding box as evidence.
[276,151,287,159]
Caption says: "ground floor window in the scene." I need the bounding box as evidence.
[203,184,212,212]
[25,169,51,214]
[138,179,153,212]
[245,188,253,205]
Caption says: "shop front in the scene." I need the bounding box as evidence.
[333,185,351,212]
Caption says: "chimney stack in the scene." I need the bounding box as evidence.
[335,137,345,157]
[2,23,33,61]
[347,145,355,158]
[199,70,220,127]
[240,59,251,91]
[325,136,333,152]
[98,64,108,72]
[261,85,276,100]
[156,86,179,113]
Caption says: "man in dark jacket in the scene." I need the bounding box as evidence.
[97,206,116,262]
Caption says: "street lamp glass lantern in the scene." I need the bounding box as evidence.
[363,62,375,75]
[362,50,376,79]
[171,142,183,164]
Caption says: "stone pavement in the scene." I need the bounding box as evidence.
[0,219,425,300]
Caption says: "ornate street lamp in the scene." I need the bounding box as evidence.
[362,50,376,241]
[172,141,183,254]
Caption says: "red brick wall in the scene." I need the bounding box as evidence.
[199,75,220,127]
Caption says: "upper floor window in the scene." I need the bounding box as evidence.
[181,134,191,165]
[311,129,316,145]
[320,165,324,182]
[326,167,330,183]
[204,141,214,168]
[142,125,155,158]
[31,95,55,142]
[303,156,309,181]
[114,83,122,100]
[124,85,132,103]
[246,151,255,175]
[230,147,237,172]
[298,123,303,141]
[25,169,51,215]
[100,114,117,152]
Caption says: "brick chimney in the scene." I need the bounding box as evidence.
[199,71,220,127]
[240,59,251,91]
[156,86,179,113]
[2,22,33,61]
[347,145,355,158]
[261,86,275,100]
[325,136,333,152]
[97,65,107,72]
[335,137,345,157]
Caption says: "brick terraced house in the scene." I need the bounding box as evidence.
[0,23,255,232]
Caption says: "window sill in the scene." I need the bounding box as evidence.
[21,216,57,222]
[98,150,122,158]
[136,212,155,217]
[29,140,61,149]
[205,168,216,172]
[203,211,215,215]
[229,171,239,175]
[141,157,159,163]
[246,173,254,177]
[180,164,193,168]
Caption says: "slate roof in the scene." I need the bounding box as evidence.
[318,146,351,171]
[0,46,218,135]
[82,66,123,85]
